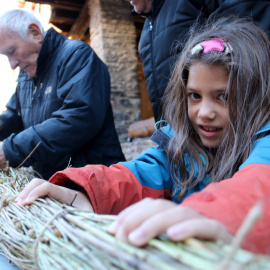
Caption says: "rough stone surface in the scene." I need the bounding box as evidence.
[121,139,157,161]
[88,0,140,142]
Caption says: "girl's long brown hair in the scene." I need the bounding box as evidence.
[162,17,270,199]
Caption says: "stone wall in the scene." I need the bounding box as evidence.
[88,0,140,142]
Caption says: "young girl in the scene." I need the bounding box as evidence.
[16,17,270,254]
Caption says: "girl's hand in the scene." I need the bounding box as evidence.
[15,178,93,211]
[108,198,233,246]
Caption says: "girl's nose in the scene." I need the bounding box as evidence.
[198,101,216,120]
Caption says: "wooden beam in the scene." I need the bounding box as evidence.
[68,0,90,40]
[24,0,83,12]
[49,7,77,27]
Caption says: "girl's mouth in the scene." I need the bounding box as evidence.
[199,125,222,137]
[200,126,221,132]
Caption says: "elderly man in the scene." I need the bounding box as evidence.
[0,9,125,180]
[127,0,270,138]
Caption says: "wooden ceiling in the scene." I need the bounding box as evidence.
[25,0,89,39]
[24,0,145,40]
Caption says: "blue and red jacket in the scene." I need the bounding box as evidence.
[50,123,270,254]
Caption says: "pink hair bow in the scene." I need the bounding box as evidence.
[190,39,233,55]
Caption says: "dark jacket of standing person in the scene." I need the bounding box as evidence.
[0,27,125,179]
[138,0,270,121]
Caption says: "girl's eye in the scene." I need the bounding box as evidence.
[219,93,228,101]
[188,92,201,100]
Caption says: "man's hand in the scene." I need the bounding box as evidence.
[16,178,94,211]
[108,198,233,246]
[128,117,155,138]
[0,142,8,169]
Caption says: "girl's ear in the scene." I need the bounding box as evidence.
[28,23,43,43]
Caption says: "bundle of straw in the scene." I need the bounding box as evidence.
[0,168,269,270]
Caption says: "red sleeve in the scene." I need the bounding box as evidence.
[181,163,270,255]
[49,164,171,215]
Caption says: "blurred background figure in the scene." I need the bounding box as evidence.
[127,0,270,139]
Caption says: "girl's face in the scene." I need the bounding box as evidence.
[187,62,229,149]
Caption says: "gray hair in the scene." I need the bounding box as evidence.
[0,9,45,40]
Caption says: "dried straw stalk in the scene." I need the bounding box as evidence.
[0,168,269,270]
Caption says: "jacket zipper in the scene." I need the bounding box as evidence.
[31,85,37,125]
[149,20,157,101]
[149,21,153,31]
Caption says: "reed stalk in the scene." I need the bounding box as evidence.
[0,168,269,270]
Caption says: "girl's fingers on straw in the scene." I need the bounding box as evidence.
[167,217,233,244]
[16,179,69,206]
[16,181,55,205]
[16,178,93,210]
[109,198,176,239]
[109,198,178,242]
[126,205,202,247]
[15,178,47,204]
[22,182,74,206]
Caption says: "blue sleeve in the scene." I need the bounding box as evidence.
[0,92,24,141]
[239,135,270,170]
[119,146,173,190]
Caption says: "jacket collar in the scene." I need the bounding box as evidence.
[151,0,165,19]
[256,122,270,134]
[36,28,65,78]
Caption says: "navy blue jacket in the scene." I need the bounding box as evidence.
[139,0,270,121]
[0,28,125,179]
